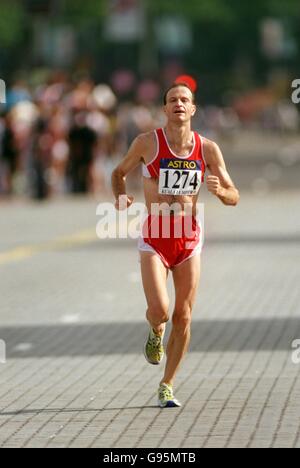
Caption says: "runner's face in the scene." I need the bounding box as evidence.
[164,87,196,123]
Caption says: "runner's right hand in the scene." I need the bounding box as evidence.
[115,194,134,211]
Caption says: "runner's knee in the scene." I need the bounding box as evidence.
[172,305,192,331]
[146,301,169,324]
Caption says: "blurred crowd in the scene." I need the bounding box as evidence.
[0,72,299,199]
[0,74,157,199]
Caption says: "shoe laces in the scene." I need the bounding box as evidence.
[150,330,163,349]
[159,383,174,400]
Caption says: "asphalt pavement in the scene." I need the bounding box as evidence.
[0,160,299,448]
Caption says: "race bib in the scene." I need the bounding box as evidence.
[158,158,202,196]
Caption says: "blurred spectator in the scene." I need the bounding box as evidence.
[0,112,18,195]
[67,113,97,193]
[29,117,51,200]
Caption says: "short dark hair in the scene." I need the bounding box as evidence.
[163,83,195,105]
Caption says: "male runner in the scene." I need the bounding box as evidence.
[112,83,239,408]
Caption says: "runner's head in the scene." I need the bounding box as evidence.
[163,83,195,105]
[163,83,196,123]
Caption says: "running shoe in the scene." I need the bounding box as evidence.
[144,327,165,365]
[158,383,181,408]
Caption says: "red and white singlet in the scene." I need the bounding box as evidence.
[139,128,206,269]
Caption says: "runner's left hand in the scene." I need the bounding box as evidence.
[206,175,223,196]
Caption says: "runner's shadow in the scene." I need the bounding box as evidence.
[0,406,159,417]
[1,317,300,357]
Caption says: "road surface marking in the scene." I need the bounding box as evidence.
[0,228,97,266]
[0,219,131,266]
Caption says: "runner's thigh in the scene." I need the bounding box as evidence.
[172,255,201,312]
[140,252,170,311]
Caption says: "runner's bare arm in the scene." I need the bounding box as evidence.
[111,134,146,210]
[203,139,240,206]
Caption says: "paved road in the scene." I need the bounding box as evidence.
[0,184,300,448]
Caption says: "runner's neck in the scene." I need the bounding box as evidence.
[164,123,193,149]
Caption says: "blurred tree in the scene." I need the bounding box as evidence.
[266,0,300,17]
[149,0,300,23]
[0,1,25,47]
[1,0,299,98]
[61,0,105,24]
[25,0,52,14]
[149,0,235,23]
[147,0,299,99]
